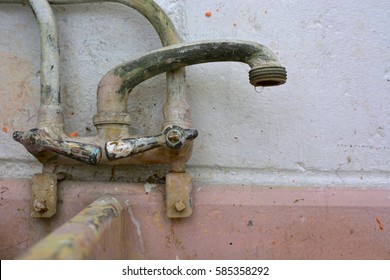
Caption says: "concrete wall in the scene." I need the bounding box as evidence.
[1,0,389,187]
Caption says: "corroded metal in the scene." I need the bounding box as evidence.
[28,0,63,131]
[105,125,198,160]
[47,0,190,128]
[49,0,181,45]
[249,66,287,87]
[4,1,286,170]
[95,40,286,125]
[2,0,287,219]
[3,0,192,166]
[165,172,193,218]
[19,196,125,259]
[13,128,102,165]
[30,173,58,218]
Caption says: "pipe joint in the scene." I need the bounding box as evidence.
[93,112,132,126]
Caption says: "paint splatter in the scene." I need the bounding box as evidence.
[376,217,384,230]
[69,131,78,137]
[205,10,212,17]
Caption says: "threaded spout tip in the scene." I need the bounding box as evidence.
[249,66,287,87]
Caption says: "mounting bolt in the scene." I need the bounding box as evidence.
[33,199,48,213]
[174,201,186,212]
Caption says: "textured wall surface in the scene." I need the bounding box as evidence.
[0,0,389,186]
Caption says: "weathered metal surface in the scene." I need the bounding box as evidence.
[27,0,66,132]
[105,125,198,160]
[29,0,60,107]
[165,172,193,218]
[48,0,190,129]
[19,196,125,259]
[249,66,287,87]
[13,128,102,165]
[92,40,286,168]
[1,0,193,168]
[2,1,286,172]
[2,0,285,221]
[30,173,58,218]
[96,40,285,120]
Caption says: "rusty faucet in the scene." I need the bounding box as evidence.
[4,0,286,218]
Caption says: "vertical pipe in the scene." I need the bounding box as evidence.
[29,0,60,105]
[28,0,64,129]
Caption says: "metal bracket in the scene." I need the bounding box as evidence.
[30,173,60,218]
[165,172,193,218]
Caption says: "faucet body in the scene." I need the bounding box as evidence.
[4,0,287,169]
[2,0,286,217]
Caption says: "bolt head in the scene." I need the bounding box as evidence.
[174,201,186,212]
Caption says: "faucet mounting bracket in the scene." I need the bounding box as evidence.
[165,172,193,218]
[30,173,58,218]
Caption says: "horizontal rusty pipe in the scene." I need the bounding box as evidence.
[18,196,126,259]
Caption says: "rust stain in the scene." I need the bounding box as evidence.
[2,127,7,133]
[205,10,212,17]
[376,217,384,231]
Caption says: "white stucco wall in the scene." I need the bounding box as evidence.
[0,0,389,186]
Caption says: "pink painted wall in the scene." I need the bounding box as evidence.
[1,179,389,259]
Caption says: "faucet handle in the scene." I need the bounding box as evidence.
[105,125,198,160]
[13,128,102,165]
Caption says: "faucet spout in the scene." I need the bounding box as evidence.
[94,40,286,126]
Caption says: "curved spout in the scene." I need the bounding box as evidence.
[95,40,287,120]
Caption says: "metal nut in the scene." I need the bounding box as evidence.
[174,201,186,212]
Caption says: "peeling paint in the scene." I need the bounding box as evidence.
[127,204,145,254]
